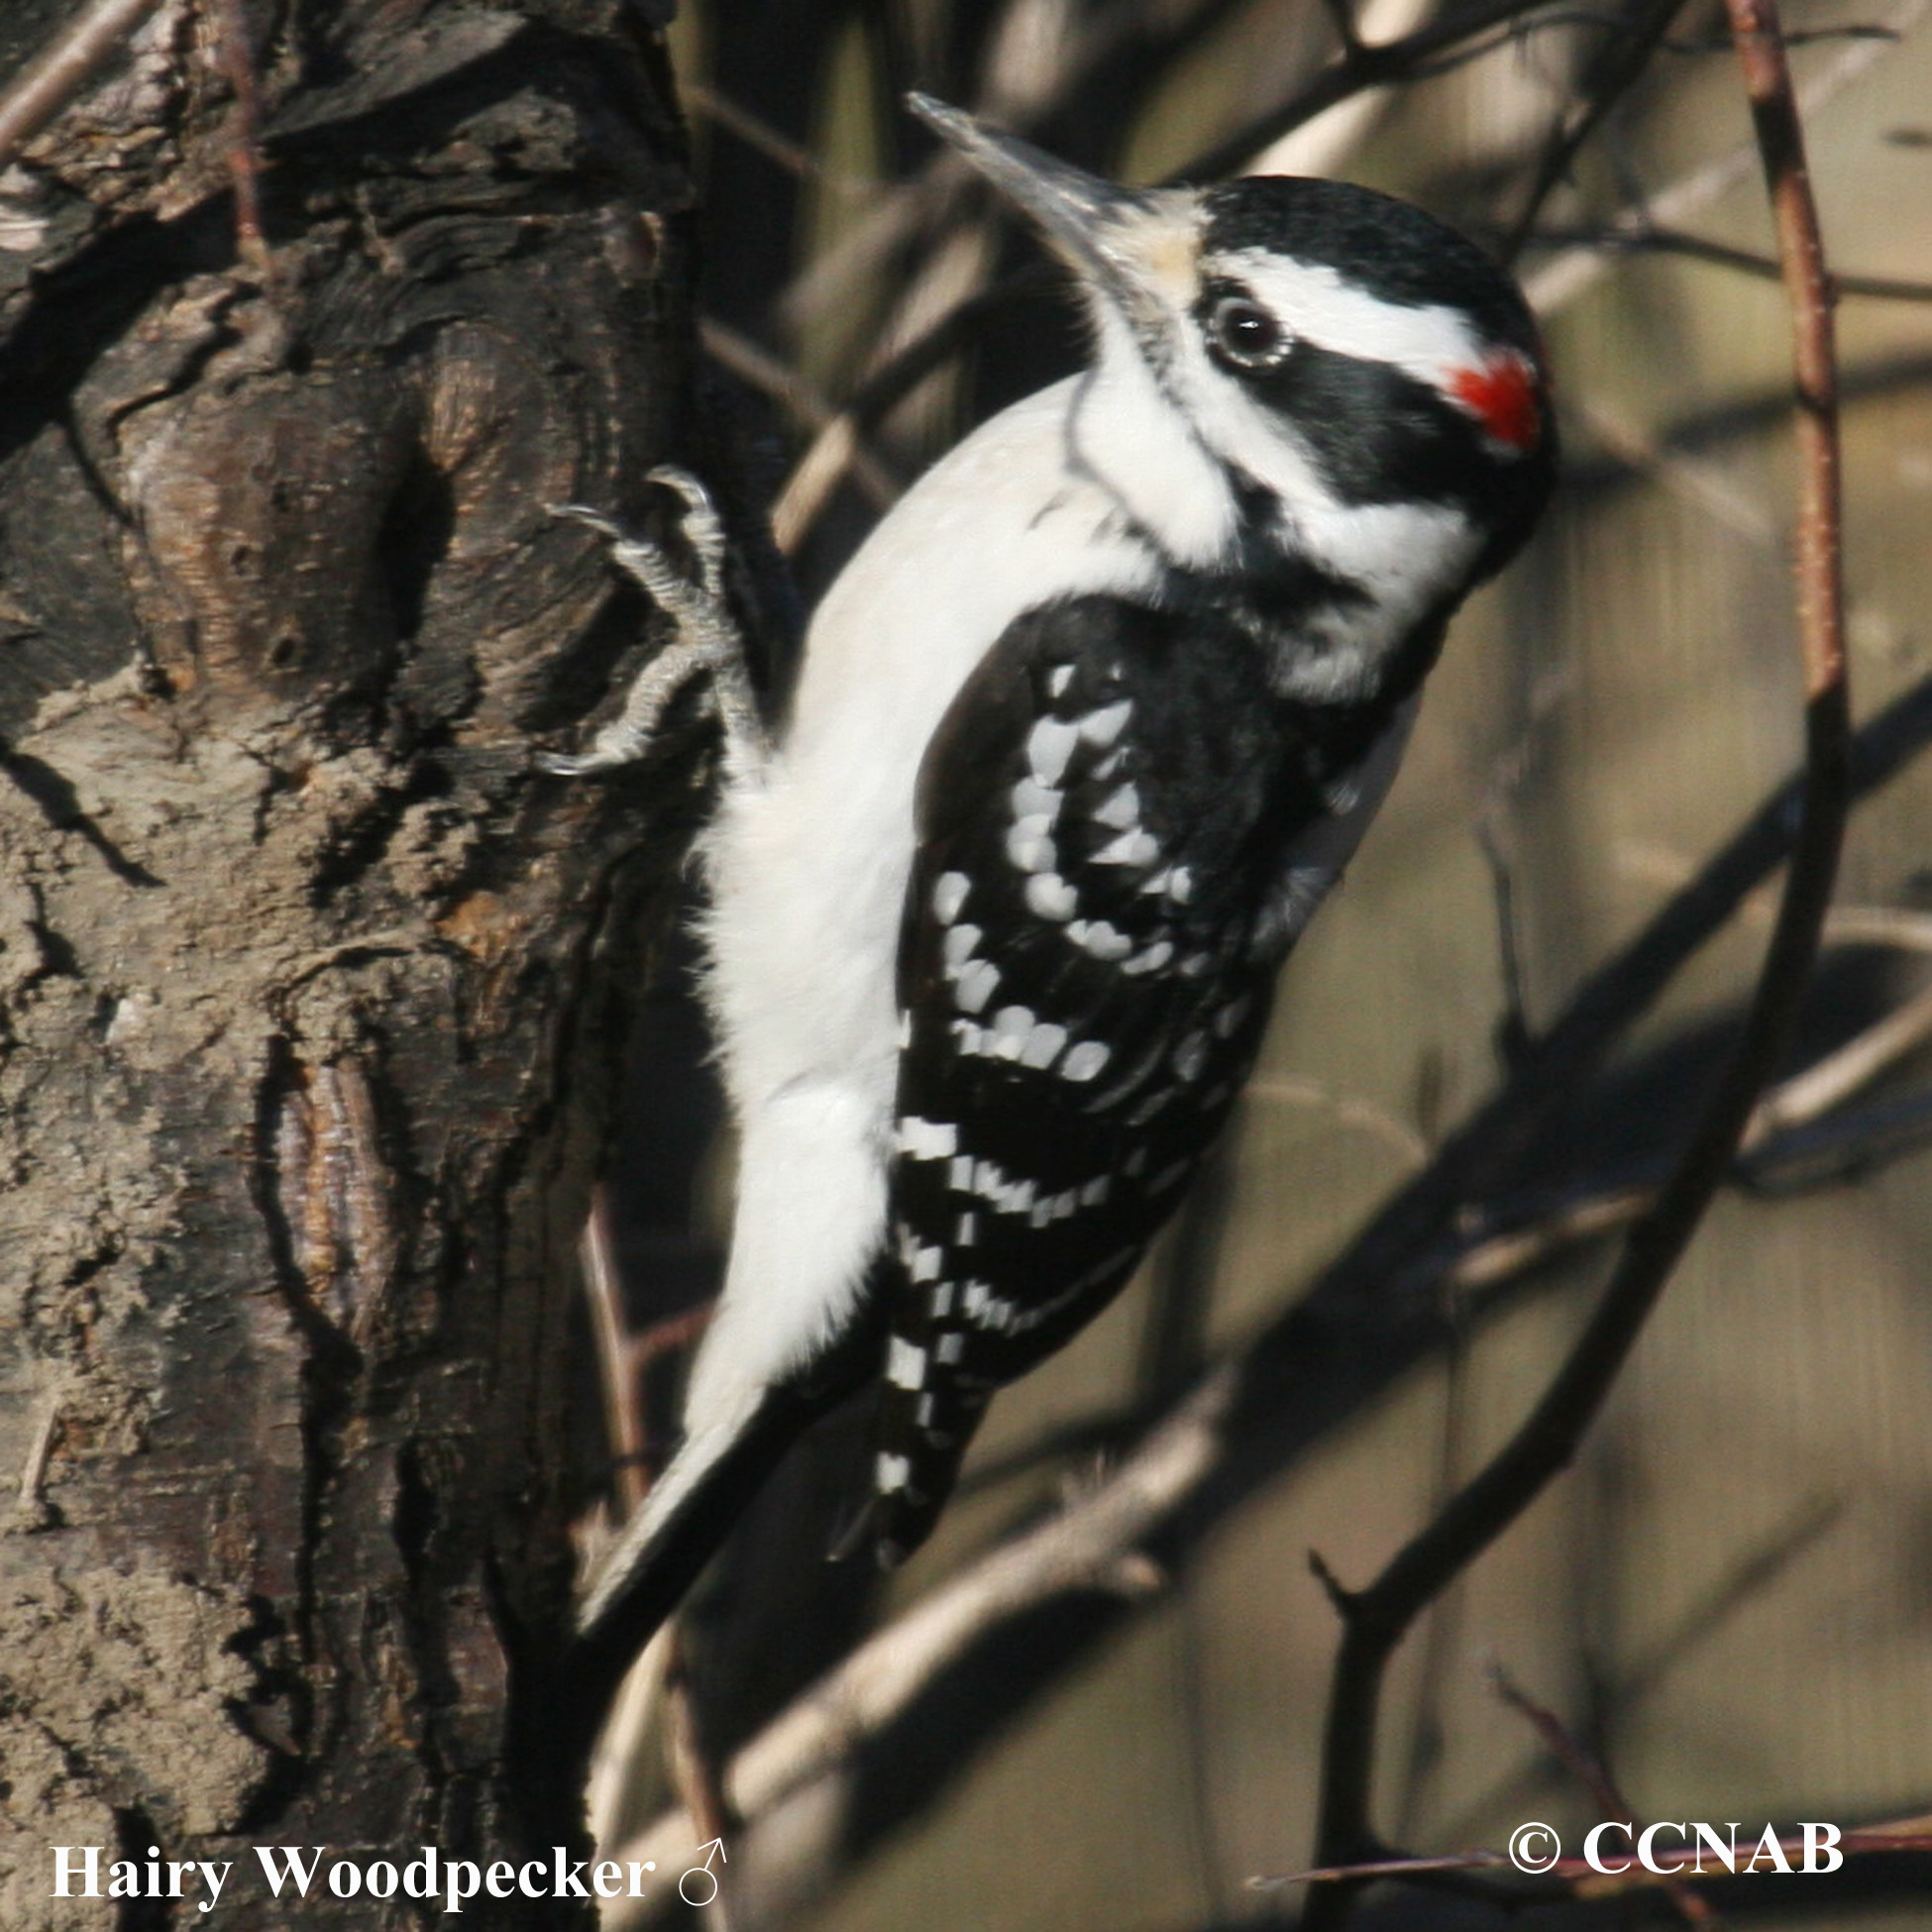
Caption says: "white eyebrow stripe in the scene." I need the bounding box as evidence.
[1212,248,1485,390]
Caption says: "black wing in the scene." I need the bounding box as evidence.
[861,591,1392,1560]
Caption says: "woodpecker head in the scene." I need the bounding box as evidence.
[910,95,1556,668]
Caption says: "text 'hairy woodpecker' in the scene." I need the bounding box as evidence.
[562,94,1556,1682]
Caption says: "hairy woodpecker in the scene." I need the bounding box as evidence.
[565,95,1556,1678]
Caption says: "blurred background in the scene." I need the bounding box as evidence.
[581,1,1932,1924]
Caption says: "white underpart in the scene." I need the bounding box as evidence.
[685,375,1195,1449]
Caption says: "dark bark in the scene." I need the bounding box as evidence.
[0,2,720,1922]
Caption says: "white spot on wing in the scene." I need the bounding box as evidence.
[933,872,970,924]
[1076,919,1131,961]
[1020,1020,1068,1068]
[1079,699,1132,746]
[1007,819,1058,872]
[1173,1032,1209,1082]
[897,1116,958,1159]
[1025,873,1079,919]
[944,922,982,969]
[876,1452,911,1493]
[1093,784,1140,830]
[1013,778,1062,820]
[1095,828,1161,868]
[956,960,1000,1012]
[888,1338,927,1388]
[990,1006,1035,1058]
[1061,1040,1112,1082]
[1027,716,1079,785]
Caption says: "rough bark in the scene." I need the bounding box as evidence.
[0,1,718,1922]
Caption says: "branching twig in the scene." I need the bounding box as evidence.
[1525,0,1927,315]
[1489,1662,1717,1925]
[1299,0,1851,1915]
[1500,0,1695,264]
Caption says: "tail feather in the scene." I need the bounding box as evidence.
[571,1384,823,1700]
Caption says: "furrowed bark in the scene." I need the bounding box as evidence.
[0,2,726,1921]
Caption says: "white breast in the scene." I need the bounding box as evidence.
[702,378,1162,1121]
[686,378,1162,1405]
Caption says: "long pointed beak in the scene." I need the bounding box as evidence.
[907,93,1195,336]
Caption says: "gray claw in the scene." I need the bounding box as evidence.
[540,470,765,778]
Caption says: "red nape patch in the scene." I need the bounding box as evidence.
[1449,353,1543,454]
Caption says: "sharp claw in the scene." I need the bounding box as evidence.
[539,467,764,779]
[644,465,728,596]
[642,465,714,516]
[548,501,626,539]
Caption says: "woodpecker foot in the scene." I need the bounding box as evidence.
[540,468,764,776]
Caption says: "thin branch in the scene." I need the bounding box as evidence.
[683,80,878,200]
[1525,0,1928,315]
[1175,0,1577,182]
[698,318,903,523]
[1500,0,1696,265]
[1300,0,1851,1913]
[212,0,271,281]
[13,1390,61,1531]
[0,0,161,170]
[1489,1662,1717,1925]
[1526,220,1932,301]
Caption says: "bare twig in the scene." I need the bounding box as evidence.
[699,318,902,523]
[0,0,162,170]
[1299,0,1851,1913]
[1489,1662,1717,1925]
[1526,220,1932,301]
[212,0,270,280]
[1500,0,1695,264]
[683,80,877,199]
[582,1186,650,1517]
[1177,0,1577,181]
[1524,0,1927,315]
[663,1634,735,1931]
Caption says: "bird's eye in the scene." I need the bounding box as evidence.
[1209,295,1288,369]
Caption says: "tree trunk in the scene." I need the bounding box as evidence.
[0,2,714,1921]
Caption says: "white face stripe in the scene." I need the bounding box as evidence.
[1209,246,1489,394]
